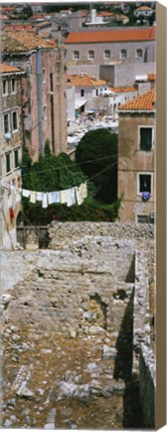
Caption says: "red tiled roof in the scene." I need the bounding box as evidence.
[110,86,137,93]
[136,6,153,11]
[4,24,35,32]
[65,27,156,44]
[0,63,23,74]
[1,30,57,52]
[147,73,156,81]
[119,88,156,111]
[66,73,107,87]
[2,6,14,11]
[96,11,115,17]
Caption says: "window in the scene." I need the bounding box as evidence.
[104,49,111,59]
[120,49,127,59]
[138,173,152,194]
[139,127,153,151]
[14,148,19,168]
[96,89,99,96]
[137,214,149,223]
[88,50,94,59]
[43,105,47,120]
[81,89,85,97]
[12,111,18,132]
[73,50,80,60]
[3,113,10,134]
[2,79,8,96]
[136,48,143,58]
[6,152,11,173]
[11,78,16,93]
[42,68,46,83]
[50,73,53,92]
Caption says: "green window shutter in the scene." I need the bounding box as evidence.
[140,128,152,151]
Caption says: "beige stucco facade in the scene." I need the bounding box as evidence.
[118,112,155,223]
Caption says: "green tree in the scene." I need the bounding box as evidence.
[75,128,118,204]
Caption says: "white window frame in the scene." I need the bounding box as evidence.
[12,110,18,132]
[120,49,127,59]
[3,112,10,135]
[138,125,154,151]
[136,48,143,58]
[73,50,80,60]
[88,50,95,60]
[2,79,8,96]
[137,172,153,196]
[104,49,111,59]
[11,78,16,94]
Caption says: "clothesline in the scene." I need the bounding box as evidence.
[8,181,88,210]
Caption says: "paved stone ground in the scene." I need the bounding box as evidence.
[1,234,150,429]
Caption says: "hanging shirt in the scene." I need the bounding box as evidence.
[9,184,16,206]
[8,194,13,209]
[66,187,76,207]
[22,189,30,198]
[48,191,60,205]
[60,190,67,204]
[42,193,48,208]
[80,182,87,200]
[36,192,43,201]
[75,185,84,206]
[16,191,21,203]
[29,191,36,204]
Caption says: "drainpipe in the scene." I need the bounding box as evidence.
[36,49,43,157]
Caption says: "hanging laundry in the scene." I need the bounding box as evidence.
[8,194,13,209]
[66,187,76,207]
[29,191,36,204]
[36,192,43,201]
[42,193,48,208]
[22,189,30,198]
[80,182,88,200]
[9,183,16,206]
[75,185,84,206]
[48,191,60,205]
[16,192,21,203]
[60,189,67,204]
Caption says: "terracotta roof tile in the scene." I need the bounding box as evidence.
[110,86,137,93]
[4,24,35,32]
[1,30,57,53]
[97,11,115,17]
[147,73,156,81]
[0,63,23,74]
[66,74,107,87]
[65,27,155,44]
[136,6,153,11]
[119,88,156,111]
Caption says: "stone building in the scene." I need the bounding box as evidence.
[0,63,24,249]
[1,30,67,161]
[66,73,109,116]
[118,87,156,223]
[64,27,156,80]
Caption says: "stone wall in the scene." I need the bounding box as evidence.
[48,221,154,250]
[2,222,156,427]
[139,344,156,428]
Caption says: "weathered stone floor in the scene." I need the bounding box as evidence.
[1,238,144,429]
